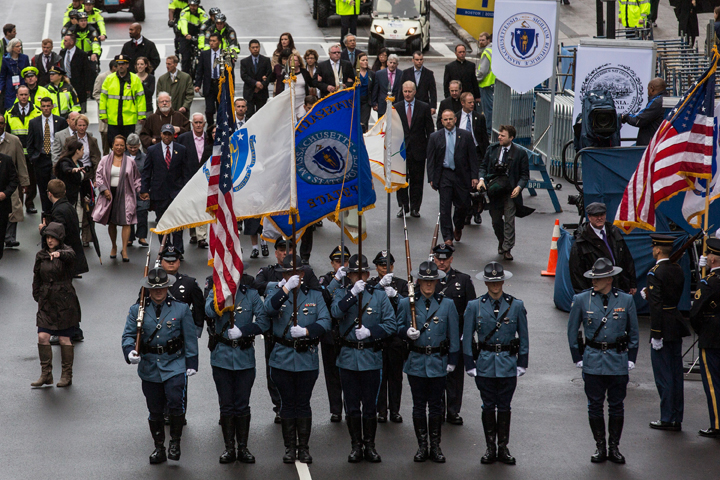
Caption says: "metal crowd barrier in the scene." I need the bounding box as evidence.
[491,80,534,147]
[655,39,709,96]
[534,91,577,181]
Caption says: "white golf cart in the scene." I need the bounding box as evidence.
[368,0,430,55]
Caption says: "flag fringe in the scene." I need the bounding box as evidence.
[261,203,376,244]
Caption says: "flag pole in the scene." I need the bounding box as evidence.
[287,55,299,326]
[703,186,711,277]
[385,96,394,262]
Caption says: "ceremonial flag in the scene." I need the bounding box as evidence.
[207,66,244,314]
[365,106,407,192]
[615,51,719,232]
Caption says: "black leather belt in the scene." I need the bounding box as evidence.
[217,335,255,350]
[273,335,320,350]
[340,338,383,351]
[586,340,619,351]
[478,343,513,353]
[409,342,449,355]
[140,336,184,355]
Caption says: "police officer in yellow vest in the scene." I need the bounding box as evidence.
[476,32,495,138]
[619,0,651,28]
[4,85,41,156]
[337,0,361,44]
[177,0,208,75]
[81,0,107,41]
[46,66,81,119]
[17,67,51,110]
[99,54,147,140]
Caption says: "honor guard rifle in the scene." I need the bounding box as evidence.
[135,235,154,352]
[428,212,440,260]
[402,213,417,329]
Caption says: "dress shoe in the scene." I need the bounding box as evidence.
[5,241,19,248]
[454,229,462,242]
[446,414,463,425]
[503,251,514,261]
[464,215,471,225]
[189,236,198,245]
[261,244,269,256]
[330,413,342,423]
[301,258,310,266]
[138,239,149,247]
[699,427,720,438]
[498,242,504,254]
[274,413,282,424]
[444,239,453,247]
[198,239,208,249]
[250,249,259,259]
[390,413,403,423]
[377,413,387,423]
[649,420,681,431]
[474,213,482,224]
[26,207,37,214]
[410,210,420,218]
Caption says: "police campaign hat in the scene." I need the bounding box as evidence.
[77,11,89,19]
[433,243,455,260]
[707,238,720,255]
[372,250,395,265]
[347,254,370,273]
[161,124,175,134]
[160,245,183,262]
[48,65,66,76]
[21,66,39,78]
[586,202,607,216]
[275,238,294,251]
[114,54,131,64]
[583,257,622,279]
[412,261,446,281]
[329,244,351,261]
[276,254,303,272]
[650,233,675,247]
[476,261,512,282]
[142,267,176,289]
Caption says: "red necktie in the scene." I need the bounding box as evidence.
[165,146,171,169]
[406,103,412,127]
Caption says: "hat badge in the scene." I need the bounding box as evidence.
[426,267,431,274]
[492,269,497,276]
[382,250,387,257]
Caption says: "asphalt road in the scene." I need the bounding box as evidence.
[2,1,720,479]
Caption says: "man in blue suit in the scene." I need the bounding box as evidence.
[140,124,190,253]
[371,54,402,118]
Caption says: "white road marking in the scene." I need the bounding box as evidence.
[433,42,455,58]
[42,3,52,41]
[295,461,312,480]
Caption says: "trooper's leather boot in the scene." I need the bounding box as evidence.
[481,410,497,464]
[428,416,446,463]
[235,415,255,463]
[219,415,236,463]
[362,416,381,463]
[281,418,297,464]
[496,411,516,465]
[296,417,313,464]
[607,416,626,464]
[413,416,429,462]
[56,344,74,387]
[589,416,607,463]
[347,416,364,463]
[31,344,53,387]
[148,419,167,464]
[168,414,185,461]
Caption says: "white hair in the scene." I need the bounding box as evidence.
[191,112,206,123]
[7,38,22,51]
[343,34,356,45]
[387,54,400,64]
[157,91,172,101]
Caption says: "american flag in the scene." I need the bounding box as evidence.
[615,51,719,233]
[207,65,243,314]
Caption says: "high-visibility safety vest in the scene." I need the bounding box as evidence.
[618,0,650,28]
[47,81,81,118]
[178,6,208,37]
[478,46,496,88]
[14,85,53,110]
[337,0,361,15]
[4,104,41,153]
[67,25,102,55]
[199,25,241,55]
[63,5,107,37]
[99,72,147,126]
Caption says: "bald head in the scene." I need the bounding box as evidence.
[129,23,142,39]
[648,78,667,97]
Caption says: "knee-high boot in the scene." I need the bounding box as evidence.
[413,416,429,462]
[428,416,446,463]
[56,344,74,387]
[168,414,185,461]
[589,416,607,463]
[608,416,626,464]
[235,415,255,463]
[363,416,381,462]
[296,417,313,464]
[148,419,167,464]
[481,410,497,464]
[496,411,516,465]
[347,416,363,463]
[31,344,53,387]
[219,415,236,463]
[281,418,297,463]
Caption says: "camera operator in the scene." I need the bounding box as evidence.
[477,125,529,261]
[621,78,669,147]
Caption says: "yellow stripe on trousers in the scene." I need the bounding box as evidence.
[702,349,720,430]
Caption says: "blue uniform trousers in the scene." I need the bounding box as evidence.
[651,340,684,423]
[408,375,446,419]
[142,373,187,421]
[700,348,720,430]
[339,368,381,419]
[583,373,628,419]
[264,334,282,413]
[377,336,404,417]
[212,366,255,417]
[475,376,517,413]
[271,368,319,419]
[321,341,343,416]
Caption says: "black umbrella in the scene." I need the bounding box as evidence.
[84,199,102,265]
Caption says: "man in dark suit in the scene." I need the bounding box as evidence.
[239,39,272,119]
[478,125,529,261]
[437,80,463,130]
[394,81,434,218]
[59,34,92,107]
[139,124,190,253]
[456,92,489,225]
[120,23,161,73]
[313,43,355,98]
[372,54,402,118]
[177,112,212,172]
[32,39,62,87]
[400,52,437,115]
[0,150,18,261]
[195,33,224,124]
[27,98,68,213]
[427,109,478,245]
[340,34,364,68]
[443,44,480,101]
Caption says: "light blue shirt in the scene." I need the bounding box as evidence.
[414,67,422,85]
[444,127,456,169]
[404,99,416,120]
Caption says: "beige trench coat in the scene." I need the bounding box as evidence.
[0,133,29,223]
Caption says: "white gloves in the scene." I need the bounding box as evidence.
[379,273,394,287]
[576,360,584,368]
[640,287,647,300]
[186,369,197,377]
[128,350,140,364]
[228,325,242,340]
[628,361,635,370]
[700,255,708,268]
[447,364,456,373]
[285,275,300,291]
[278,278,287,288]
[384,286,397,298]
[355,326,371,340]
[351,280,366,297]
[466,368,477,377]
[651,338,663,350]
[334,267,347,282]
[406,327,420,340]
[290,325,308,338]
[517,367,526,377]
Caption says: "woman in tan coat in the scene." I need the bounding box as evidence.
[0,128,28,248]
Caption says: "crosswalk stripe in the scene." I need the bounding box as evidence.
[295,461,312,480]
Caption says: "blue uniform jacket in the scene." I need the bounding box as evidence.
[261,284,331,372]
[122,297,199,383]
[331,284,397,371]
[567,288,640,375]
[204,284,268,371]
[397,294,460,378]
[462,293,529,377]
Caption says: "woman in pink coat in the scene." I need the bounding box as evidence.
[92,135,141,262]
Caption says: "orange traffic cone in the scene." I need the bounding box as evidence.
[541,219,561,276]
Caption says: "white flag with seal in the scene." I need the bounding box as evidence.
[364,107,407,192]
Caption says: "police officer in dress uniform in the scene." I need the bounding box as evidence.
[643,234,690,431]
[263,254,331,464]
[318,244,351,423]
[433,243,476,425]
[690,238,720,438]
[367,250,408,423]
[121,267,198,464]
[567,258,640,464]
[398,261,460,463]
[331,254,396,463]
[463,262,527,465]
[205,272,266,464]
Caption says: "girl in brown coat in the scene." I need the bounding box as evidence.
[31,222,81,388]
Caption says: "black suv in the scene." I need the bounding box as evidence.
[94,0,146,22]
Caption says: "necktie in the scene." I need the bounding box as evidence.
[499,147,508,164]
[466,113,472,131]
[332,62,339,87]
[425,298,431,310]
[253,56,257,72]
[600,229,616,263]
[213,52,219,79]
[406,103,412,127]
[388,70,394,89]
[65,52,71,75]
[602,294,609,311]
[43,119,51,154]
[154,303,162,318]
[350,51,355,65]
[165,145,172,169]
[445,130,455,169]
[493,300,500,318]
[44,55,49,70]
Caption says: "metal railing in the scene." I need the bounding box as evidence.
[534,91,577,181]
[491,80,534,146]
